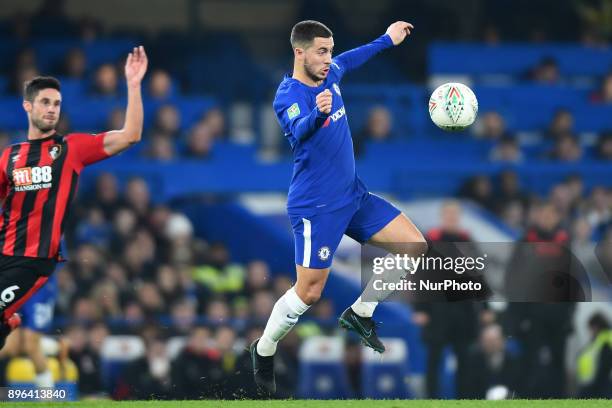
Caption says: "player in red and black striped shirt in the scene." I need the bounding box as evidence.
[0,46,148,349]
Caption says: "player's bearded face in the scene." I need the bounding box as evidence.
[28,89,61,132]
[303,37,334,82]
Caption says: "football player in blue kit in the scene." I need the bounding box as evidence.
[251,20,428,395]
[0,245,66,389]
[0,271,58,388]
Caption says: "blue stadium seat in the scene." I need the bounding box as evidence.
[361,338,411,399]
[342,82,610,135]
[174,97,217,130]
[429,43,612,77]
[0,97,26,130]
[100,335,145,394]
[83,39,139,67]
[298,336,354,399]
[573,105,612,132]
[187,42,268,101]
[143,96,216,131]
[57,77,87,102]
[64,97,123,132]
[341,57,406,84]
[342,84,428,138]
[473,85,609,132]
[34,39,79,73]
[361,140,491,164]
[210,141,257,162]
[474,85,590,112]
[438,347,457,399]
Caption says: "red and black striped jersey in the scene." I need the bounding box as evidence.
[0,132,109,259]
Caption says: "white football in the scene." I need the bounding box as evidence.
[429,82,478,131]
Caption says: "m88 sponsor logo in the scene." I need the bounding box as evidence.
[12,166,53,191]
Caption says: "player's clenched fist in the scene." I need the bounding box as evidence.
[316,89,333,115]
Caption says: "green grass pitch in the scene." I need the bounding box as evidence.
[5,400,609,408]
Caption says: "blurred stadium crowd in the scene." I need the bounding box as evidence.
[0,0,610,401]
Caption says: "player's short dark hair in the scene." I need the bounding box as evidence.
[23,76,61,102]
[290,20,333,49]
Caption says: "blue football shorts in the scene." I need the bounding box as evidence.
[290,192,401,269]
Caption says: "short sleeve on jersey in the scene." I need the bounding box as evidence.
[65,133,109,169]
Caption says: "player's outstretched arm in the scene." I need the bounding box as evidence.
[334,21,413,76]
[385,21,414,46]
[103,46,148,156]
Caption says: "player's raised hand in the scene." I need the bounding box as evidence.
[316,89,333,115]
[386,21,414,45]
[125,46,148,88]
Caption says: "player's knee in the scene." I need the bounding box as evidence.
[24,340,36,356]
[302,289,322,305]
[399,231,428,256]
[298,283,324,305]
[295,268,328,305]
[415,235,428,255]
[23,333,40,356]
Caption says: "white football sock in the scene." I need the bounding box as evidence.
[351,296,378,318]
[257,286,310,357]
[35,370,54,388]
[353,254,417,317]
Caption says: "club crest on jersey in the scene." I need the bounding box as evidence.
[48,144,62,161]
[333,83,341,96]
[318,246,331,261]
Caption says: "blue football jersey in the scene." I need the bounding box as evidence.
[273,34,394,216]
